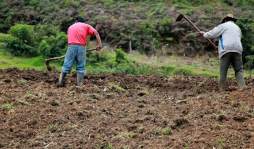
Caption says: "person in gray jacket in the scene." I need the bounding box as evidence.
[200,14,246,90]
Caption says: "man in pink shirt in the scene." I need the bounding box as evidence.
[58,17,102,87]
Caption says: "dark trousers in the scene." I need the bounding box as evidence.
[220,52,246,89]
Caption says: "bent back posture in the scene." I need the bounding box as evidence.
[58,17,102,87]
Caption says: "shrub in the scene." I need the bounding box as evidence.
[115,48,128,64]
[134,21,161,54]
[6,38,37,56]
[87,50,115,65]
[4,24,38,56]
[157,18,173,41]
[26,0,40,6]
[245,55,254,74]
[39,32,67,58]
[0,33,16,44]
[33,24,60,42]
[9,24,34,45]
[237,19,254,54]
[237,19,254,66]
[38,40,50,57]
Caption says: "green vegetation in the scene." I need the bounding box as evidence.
[1,103,14,111]
[0,49,44,70]
[0,47,224,77]
[154,127,172,136]
[86,49,221,76]
[184,144,190,149]
[0,0,253,74]
[38,32,67,58]
[108,82,126,93]
[98,142,114,149]
[5,24,37,56]
[238,19,254,69]
[48,124,59,133]
[161,127,172,136]
[0,0,253,55]
[0,23,66,58]
[216,137,226,149]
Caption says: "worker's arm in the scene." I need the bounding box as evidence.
[200,24,225,39]
[94,31,102,51]
[88,24,102,51]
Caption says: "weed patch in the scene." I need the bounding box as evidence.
[1,103,14,111]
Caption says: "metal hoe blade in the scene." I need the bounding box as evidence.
[175,13,217,49]
[176,14,184,22]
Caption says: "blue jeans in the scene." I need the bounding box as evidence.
[62,45,86,74]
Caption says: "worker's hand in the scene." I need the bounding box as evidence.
[96,45,102,51]
[198,31,205,36]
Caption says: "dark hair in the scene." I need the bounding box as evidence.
[75,16,86,23]
[222,17,237,23]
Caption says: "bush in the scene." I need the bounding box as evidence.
[115,48,128,64]
[1,0,254,56]
[9,24,34,45]
[34,24,60,42]
[237,19,254,54]
[1,24,67,57]
[39,32,67,58]
[245,55,254,70]
[87,50,115,65]
[6,38,37,56]
[4,24,38,56]
[157,18,173,40]
[134,21,160,54]
[0,33,16,44]
[237,19,254,66]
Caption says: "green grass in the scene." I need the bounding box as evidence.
[128,52,221,77]
[161,127,172,136]
[1,103,14,111]
[0,48,226,77]
[0,49,45,70]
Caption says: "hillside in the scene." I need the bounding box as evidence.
[0,0,253,56]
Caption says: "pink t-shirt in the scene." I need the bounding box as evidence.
[67,22,97,45]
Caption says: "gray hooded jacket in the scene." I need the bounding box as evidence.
[203,21,243,58]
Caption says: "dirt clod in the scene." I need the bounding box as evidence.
[217,114,229,122]
[233,115,248,122]
[49,100,60,106]
[172,118,190,129]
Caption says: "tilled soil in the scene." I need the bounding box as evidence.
[0,68,254,149]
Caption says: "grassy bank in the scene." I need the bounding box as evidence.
[0,48,224,77]
[0,49,44,70]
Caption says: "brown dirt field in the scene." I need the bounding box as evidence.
[0,68,253,149]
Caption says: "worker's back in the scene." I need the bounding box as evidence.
[203,21,243,58]
[67,22,96,46]
[220,21,243,53]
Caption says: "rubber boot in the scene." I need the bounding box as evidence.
[76,72,84,87]
[235,71,246,90]
[57,72,67,87]
[219,81,227,91]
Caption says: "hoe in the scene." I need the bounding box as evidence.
[45,48,97,71]
[176,13,217,49]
